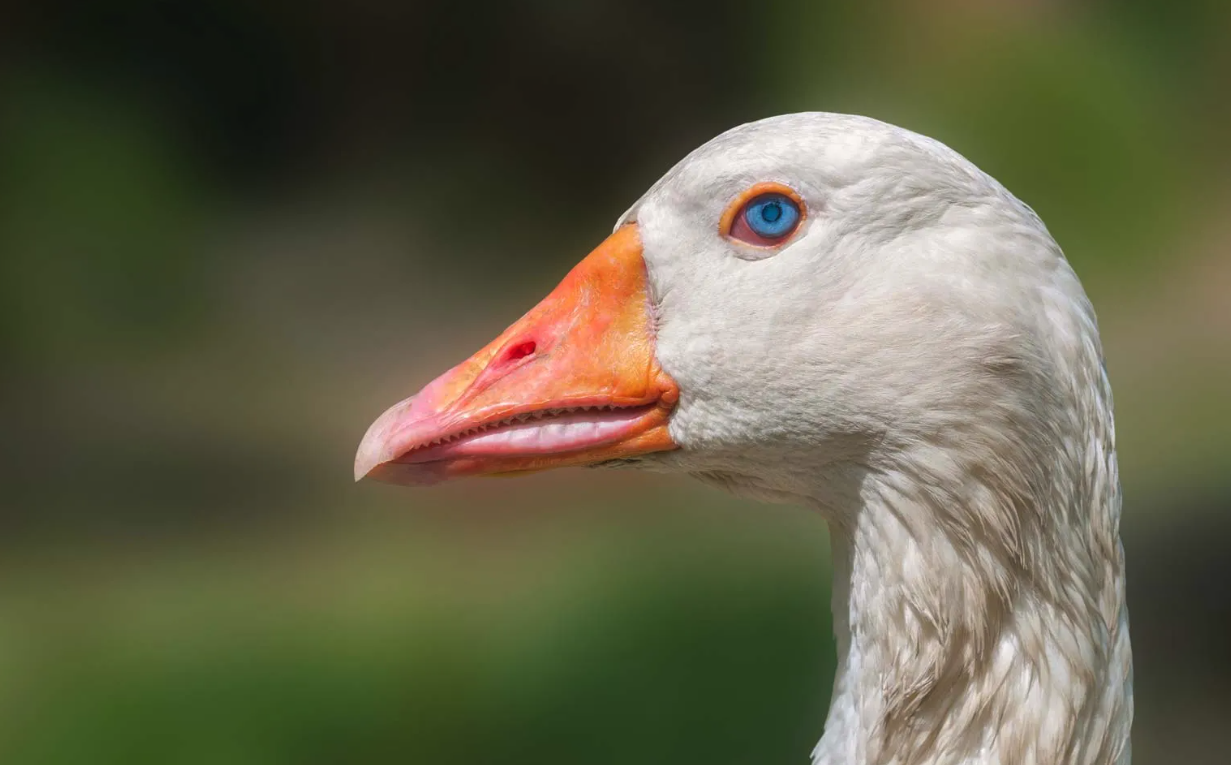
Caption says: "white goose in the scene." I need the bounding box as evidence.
[355,113,1133,765]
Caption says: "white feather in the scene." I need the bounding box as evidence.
[621,113,1132,765]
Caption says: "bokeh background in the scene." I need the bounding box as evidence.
[3,1,1229,763]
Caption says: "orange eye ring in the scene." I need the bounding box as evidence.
[720,182,807,248]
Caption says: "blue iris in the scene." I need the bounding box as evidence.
[744,193,800,239]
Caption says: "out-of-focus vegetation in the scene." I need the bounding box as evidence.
[1,1,1228,763]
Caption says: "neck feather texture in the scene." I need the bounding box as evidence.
[810,438,1132,765]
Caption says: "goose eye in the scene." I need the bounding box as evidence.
[722,184,806,248]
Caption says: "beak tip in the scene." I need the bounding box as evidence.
[355,395,417,484]
[353,449,379,483]
[354,421,392,484]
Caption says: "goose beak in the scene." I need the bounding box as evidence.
[354,224,680,486]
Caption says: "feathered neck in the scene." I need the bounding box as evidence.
[809,425,1133,765]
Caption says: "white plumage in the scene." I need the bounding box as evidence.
[358,113,1133,765]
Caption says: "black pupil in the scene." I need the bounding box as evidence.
[761,201,783,224]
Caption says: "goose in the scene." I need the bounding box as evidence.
[354,113,1133,765]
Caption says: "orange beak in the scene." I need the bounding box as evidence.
[354,224,680,486]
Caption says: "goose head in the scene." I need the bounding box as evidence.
[355,113,1132,765]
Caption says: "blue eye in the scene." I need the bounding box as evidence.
[725,185,806,247]
[743,193,800,240]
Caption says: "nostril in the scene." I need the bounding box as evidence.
[504,340,536,362]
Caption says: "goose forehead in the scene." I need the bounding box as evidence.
[623,113,994,229]
[683,112,895,168]
[616,114,864,226]
[660,119,880,197]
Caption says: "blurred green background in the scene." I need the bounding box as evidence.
[2,1,1229,763]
